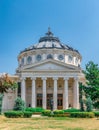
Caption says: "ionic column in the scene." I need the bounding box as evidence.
[73,77,79,109]
[63,77,69,109]
[42,77,47,109]
[21,77,26,102]
[31,77,36,108]
[53,77,58,110]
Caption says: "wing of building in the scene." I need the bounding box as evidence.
[2,28,85,111]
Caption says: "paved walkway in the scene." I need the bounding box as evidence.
[32,115,41,117]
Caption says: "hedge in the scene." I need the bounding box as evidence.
[70,112,94,118]
[93,111,99,117]
[53,110,64,114]
[25,107,44,113]
[4,111,33,118]
[42,110,51,116]
[4,111,23,118]
[23,111,33,118]
[63,108,80,113]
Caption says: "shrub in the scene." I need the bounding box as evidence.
[13,97,26,111]
[70,112,94,118]
[23,111,33,118]
[4,111,23,118]
[42,110,51,116]
[53,110,64,114]
[80,99,85,111]
[93,111,99,117]
[25,107,44,113]
[86,97,93,112]
[63,108,80,113]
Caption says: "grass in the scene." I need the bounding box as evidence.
[0,115,99,130]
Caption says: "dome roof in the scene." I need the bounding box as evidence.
[20,28,79,54]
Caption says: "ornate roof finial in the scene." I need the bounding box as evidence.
[48,27,50,32]
[46,27,53,36]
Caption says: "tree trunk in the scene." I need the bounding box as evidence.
[0,93,4,114]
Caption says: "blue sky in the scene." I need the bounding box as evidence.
[0,0,99,74]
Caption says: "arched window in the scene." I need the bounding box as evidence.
[36,54,42,61]
[21,58,24,65]
[27,56,32,64]
[58,55,64,61]
[47,54,53,59]
[68,55,73,63]
[75,57,78,65]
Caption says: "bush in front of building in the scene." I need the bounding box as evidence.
[70,112,94,118]
[4,111,33,118]
[53,110,64,114]
[42,110,65,117]
[63,108,80,113]
[93,111,99,118]
[25,107,44,113]
[86,97,93,112]
[23,111,33,118]
[13,97,26,111]
[4,111,23,118]
[42,110,51,116]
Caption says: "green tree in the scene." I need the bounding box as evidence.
[0,73,18,114]
[79,83,85,111]
[86,97,93,112]
[13,97,26,111]
[84,61,99,108]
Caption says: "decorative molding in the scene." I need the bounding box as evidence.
[53,77,58,80]
[64,77,69,80]
[30,77,36,80]
[42,77,47,80]
[20,77,26,81]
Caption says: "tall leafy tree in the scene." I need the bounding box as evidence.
[0,73,18,113]
[84,61,99,108]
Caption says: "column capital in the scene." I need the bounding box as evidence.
[31,77,36,80]
[20,77,26,81]
[64,77,69,80]
[53,77,58,80]
[74,77,79,80]
[42,77,47,80]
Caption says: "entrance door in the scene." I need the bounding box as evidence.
[57,94,63,109]
[47,94,53,109]
[37,94,42,107]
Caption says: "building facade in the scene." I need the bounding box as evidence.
[16,29,84,110]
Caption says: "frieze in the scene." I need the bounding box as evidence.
[21,72,79,78]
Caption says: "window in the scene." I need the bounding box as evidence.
[75,57,78,65]
[47,54,53,59]
[68,55,73,63]
[58,55,64,60]
[21,58,24,65]
[27,56,32,64]
[36,54,42,61]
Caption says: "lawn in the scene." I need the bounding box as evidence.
[0,115,99,130]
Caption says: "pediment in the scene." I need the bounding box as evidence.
[22,59,80,72]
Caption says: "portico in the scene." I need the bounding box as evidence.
[21,75,79,110]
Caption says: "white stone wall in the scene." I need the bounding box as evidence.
[2,89,17,112]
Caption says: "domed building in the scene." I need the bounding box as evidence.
[16,28,83,110]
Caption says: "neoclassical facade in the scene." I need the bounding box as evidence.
[16,29,84,110]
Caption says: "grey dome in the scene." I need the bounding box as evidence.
[20,28,79,54]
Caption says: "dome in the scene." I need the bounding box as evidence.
[20,28,79,54]
[18,28,82,69]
